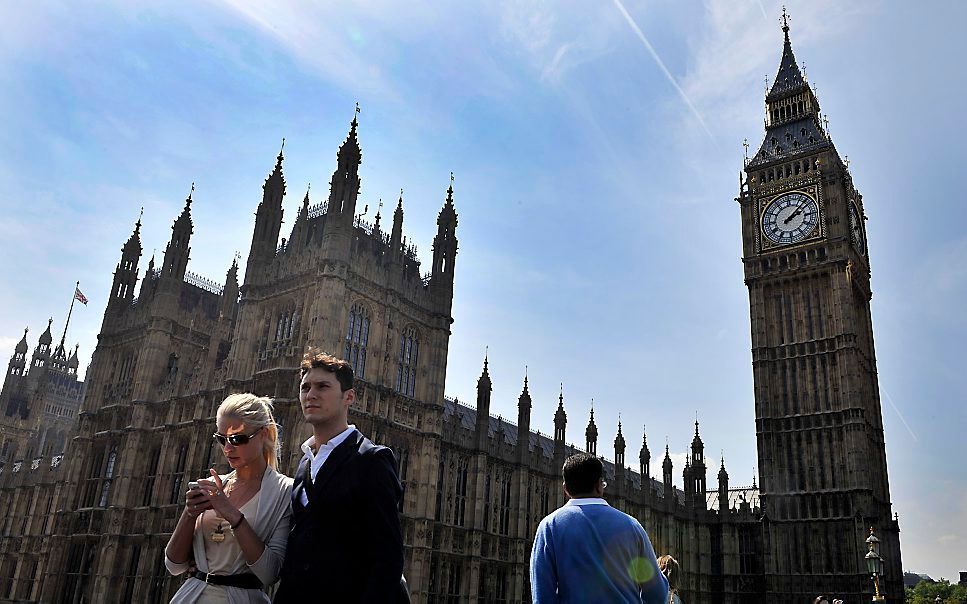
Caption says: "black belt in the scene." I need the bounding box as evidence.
[192,570,262,590]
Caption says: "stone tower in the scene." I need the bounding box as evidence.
[737,13,902,601]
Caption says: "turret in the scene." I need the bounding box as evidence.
[431,175,458,292]
[474,352,492,450]
[109,213,142,306]
[31,319,54,369]
[390,192,404,259]
[683,457,692,501]
[161,187,194,284]
[662,443,673,498]
[585,404,597,456]
[247,144,286,273]
[289,186,311,249]
[221,257,240,318]
[7,328,28,377]
[326,111,362,222]
[553,385,567,461]
[614,419,625,468]
[639,426,651,481]
[138,253,158,300]
[718,455,730,513]
[516,371,531,463]
[690,420,707,501]
[67,344,80,376]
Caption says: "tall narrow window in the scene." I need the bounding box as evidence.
[344,304,370,378]
[454,457,469,527]
[499,473,512,535]
[82,446,106,508]
[99,447,118,507]
[169,444,189,504]
[142,446,162,506]
[396,327,419,397]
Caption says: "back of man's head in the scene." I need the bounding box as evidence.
[563,453,603,496]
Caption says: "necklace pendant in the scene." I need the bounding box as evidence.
[211,523,226,543]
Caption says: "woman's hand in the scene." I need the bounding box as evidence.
[184,481,212,518]
[197,469,242,524]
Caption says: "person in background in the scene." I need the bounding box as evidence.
[530,453,668,603]
[657,555,681,604]
[164,394,293,603]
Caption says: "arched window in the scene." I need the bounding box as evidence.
[99,446,118,507]
[344,303,370,378]
[396,327,419,397]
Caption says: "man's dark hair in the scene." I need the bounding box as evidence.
[300,349,354,391]
[562,453,603,495]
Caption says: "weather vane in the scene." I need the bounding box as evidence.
[743,138,750,165]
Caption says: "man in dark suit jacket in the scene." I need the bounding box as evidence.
[275,351,406,603]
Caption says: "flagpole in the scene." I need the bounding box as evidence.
[59,281,79,351]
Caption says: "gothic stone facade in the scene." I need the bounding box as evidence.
[0,22,901,604]
[0,118,763,603]
[0,321,85,469]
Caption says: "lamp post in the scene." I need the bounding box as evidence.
[865,526,885,602]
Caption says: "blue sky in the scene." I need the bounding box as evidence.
[1,0,964,581]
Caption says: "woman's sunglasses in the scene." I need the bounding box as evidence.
[212,426,264,447]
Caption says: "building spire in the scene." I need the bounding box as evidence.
[38,318,53,346]
[14,327,29,356]
[767,7,806,102]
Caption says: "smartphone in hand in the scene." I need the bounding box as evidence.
[187,481,200,490]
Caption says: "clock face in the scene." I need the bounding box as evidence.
[761,192,820,245]
[849,201,866,256]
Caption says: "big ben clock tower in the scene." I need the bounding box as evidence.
[738,13,903,602]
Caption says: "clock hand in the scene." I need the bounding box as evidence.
[784,203,806,225]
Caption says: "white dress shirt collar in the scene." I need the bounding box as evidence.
[300,424,357,459]
[566,497,610,506]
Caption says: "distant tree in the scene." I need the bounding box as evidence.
[906,579,967,604]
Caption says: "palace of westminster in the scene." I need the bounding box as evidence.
[0,20,903,603]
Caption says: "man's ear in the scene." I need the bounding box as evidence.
[343,387,356,406]
[562,482,570,499]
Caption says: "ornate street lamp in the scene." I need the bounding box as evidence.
[864,526,885,602]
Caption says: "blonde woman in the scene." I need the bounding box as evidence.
[165,394,293,603]
[658,555,682,604]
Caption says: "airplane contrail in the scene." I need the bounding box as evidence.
[610,0,716,142]
[881,387,918,442]
[755,0,769,20]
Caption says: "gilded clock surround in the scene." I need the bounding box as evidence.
[756,182,826,252]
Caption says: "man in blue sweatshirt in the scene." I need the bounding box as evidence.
[530,453,669,604]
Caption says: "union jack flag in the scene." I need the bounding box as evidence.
[74,287,88,305]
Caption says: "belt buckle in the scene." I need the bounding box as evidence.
[204,572,211,584]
